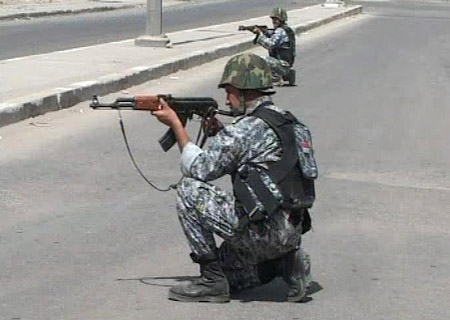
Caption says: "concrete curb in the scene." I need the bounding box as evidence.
[0,4,140,21]
[0,5,362,128]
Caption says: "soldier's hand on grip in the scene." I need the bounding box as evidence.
[202,116,224,137]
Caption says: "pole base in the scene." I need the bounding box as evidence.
[322,0,345,8]
[135,35,171,47]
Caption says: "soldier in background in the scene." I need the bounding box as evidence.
[252,7,296,86]
[152,53,317,303]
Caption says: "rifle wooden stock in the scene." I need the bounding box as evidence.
[90,95,166,111]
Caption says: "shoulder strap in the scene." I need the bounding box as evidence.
[251,106,298,182]
[232,106,300,218]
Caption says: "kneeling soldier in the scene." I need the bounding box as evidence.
[252,7,297,86]
[152,53,317,303]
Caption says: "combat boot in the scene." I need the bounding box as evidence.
[168,252,230,303]
[282,69,296,86]
[281,247,309,302]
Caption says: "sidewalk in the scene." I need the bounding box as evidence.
[0,4,362,128]
[0,0,158,21]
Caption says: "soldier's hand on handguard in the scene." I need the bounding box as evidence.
[151,98,181,128]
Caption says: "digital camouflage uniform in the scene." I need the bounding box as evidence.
[169,53,314,301]
[256,28,293,81]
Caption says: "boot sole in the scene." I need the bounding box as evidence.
[287,293,307,303]
[168,291,230,303]
[287,287,307,303]
[287,279,306,303]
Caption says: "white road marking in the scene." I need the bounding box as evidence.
[325,172,450,192]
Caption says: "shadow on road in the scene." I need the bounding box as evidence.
[232,279,322,303]
[172,33,237,46]
[116,276,323,303]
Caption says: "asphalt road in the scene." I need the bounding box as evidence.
[0,0,316,60]
[1,1,450,319]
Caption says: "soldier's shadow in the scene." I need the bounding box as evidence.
[116,276,322,303]
[231,278,322,303]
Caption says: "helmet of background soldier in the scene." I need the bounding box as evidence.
[270,7,288,22]
[218,53,273,90]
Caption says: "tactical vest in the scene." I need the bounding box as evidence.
[269,25,296,66]
[232,104,317,232]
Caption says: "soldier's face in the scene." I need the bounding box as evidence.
[271,17,281,28]
[224,85,241,109]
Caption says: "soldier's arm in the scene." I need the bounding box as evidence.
[256,27,286,49]
[181,124,245,181]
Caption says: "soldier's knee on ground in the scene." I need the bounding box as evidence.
[257,258,280,284]
[218,242,262,292]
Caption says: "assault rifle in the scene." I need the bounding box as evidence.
[238,25,274,44]
[238,25,272,32]
[90,95,233,151]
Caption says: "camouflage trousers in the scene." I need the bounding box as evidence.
[263,56,291,80]
[176,177,305,291]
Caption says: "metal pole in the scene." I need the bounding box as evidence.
[147,0,162,35]
[135,0,170,47]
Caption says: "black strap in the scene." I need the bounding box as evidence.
[252,108,298,182]
[247,168,281,215]
[233,173,259,217]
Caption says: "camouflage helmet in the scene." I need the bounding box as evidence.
[218,53,273,90]
[270,7,288,22]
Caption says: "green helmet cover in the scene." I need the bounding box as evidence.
[270,7,288,22]
[218,53,273,90]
